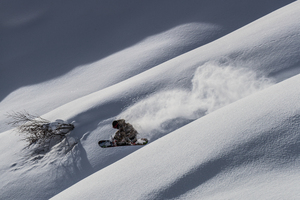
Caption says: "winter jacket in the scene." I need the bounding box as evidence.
[113,119,138,145]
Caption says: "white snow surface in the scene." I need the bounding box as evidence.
[1,0,300,199]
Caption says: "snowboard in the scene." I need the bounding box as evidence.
[98,138,148,148]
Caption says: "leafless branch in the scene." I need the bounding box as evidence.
[6,111,74,153]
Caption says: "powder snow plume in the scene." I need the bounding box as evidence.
[119,62,274,139]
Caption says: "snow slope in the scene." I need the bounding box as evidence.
[0,0,296,132]
[52,66,300,200]
[1,0,300,199]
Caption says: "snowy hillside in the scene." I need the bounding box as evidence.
[1,0,300,199]
[53,70,300,200]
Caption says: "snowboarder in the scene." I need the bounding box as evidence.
[112,119,138,146]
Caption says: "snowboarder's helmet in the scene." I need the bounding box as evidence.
[112,120,119,129]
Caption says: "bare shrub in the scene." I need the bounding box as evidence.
[6,111,74,153]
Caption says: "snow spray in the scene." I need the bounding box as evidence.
[119,62,274,138]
